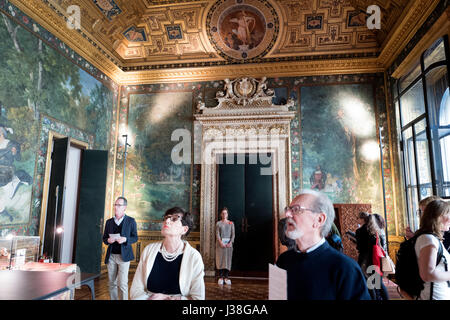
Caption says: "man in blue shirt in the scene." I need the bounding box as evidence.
[276,189,371,300]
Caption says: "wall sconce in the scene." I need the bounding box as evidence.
[122,134,131,197]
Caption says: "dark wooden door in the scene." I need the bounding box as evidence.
[218,153,273,277]
[42,138,69,262]
[73,150,108,274]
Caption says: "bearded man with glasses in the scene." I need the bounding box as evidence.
[102,196,138,300]
[276,189,371,300]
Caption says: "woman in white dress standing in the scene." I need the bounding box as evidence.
[216,207,235,285]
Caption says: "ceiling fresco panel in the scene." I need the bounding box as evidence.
[29,0,414,73]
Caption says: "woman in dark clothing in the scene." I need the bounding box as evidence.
[356,212,389,300]
[355,212,370,268]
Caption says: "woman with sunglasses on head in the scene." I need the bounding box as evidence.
[130,207,205,300]
[216,207,235,285]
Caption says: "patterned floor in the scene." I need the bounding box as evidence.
[74,272,400,300]
[74,273,268,300]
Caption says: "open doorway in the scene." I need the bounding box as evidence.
[40,134,86,263]
[39,131,108,273]
[217,153,274,278]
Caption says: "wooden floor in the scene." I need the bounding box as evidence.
[75,271,401,300]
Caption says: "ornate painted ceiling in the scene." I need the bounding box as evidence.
[8,0,443,83]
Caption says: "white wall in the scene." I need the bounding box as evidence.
[60,146,81,264]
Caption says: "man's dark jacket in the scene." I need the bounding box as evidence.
[102,215,138,264]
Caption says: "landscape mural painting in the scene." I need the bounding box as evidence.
[0,11,113,232]
[301,84,383,214]
[124,92,193,231]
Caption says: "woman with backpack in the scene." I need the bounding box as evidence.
[414,199,450,300]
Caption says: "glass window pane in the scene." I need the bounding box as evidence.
[407,187,420,232]
[403,127,417,187]
[440,135,450,197]
[424,37,445,70]
[426,65,449,125]
[427,64,449,196]
[392,80,398,100]
[415,119,432,198]
[400,79,425,126]
[399,63,421,92]
[403,126,421,232]
[395,100,402,131]
[440,88,450,126]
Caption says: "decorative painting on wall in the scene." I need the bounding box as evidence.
[0,10,114,234]
[300,83,383,214]
[124,91,193,230]
[207,0,279,61]
[0,115,35,226]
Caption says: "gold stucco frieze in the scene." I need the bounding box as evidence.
[9,0,442,84]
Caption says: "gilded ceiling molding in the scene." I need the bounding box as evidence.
[377,0,441,68]
[10,0,123,83]
[118,57,383,84]
[10,0,441,85]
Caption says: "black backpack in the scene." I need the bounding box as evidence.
[395,233,444,299]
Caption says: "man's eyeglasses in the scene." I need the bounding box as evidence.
[114,204,126,207]
[163,214,183,222]
[284,205,317,215]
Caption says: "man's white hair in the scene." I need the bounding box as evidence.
[297,189,335,237]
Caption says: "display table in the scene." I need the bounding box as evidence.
[0,270,99,300]
[20,262,77,273]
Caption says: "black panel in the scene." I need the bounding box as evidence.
[42,138,68,262]
[244,154,273,271]
[218,154,245,271]
[218,153,273,275]
[74,150,108,274]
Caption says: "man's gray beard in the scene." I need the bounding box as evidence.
[285,219,303,240]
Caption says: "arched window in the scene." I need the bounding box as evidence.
[439,88,450,195]
[439,88,450,126]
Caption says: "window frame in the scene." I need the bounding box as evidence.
[394,35,450,230]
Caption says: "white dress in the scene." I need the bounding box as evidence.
[415,234,450,300]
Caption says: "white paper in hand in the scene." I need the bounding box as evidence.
[109,233,121,241]
[268,263,287,300]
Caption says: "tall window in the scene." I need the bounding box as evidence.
[439,89,450,196]
[393,36,449,231]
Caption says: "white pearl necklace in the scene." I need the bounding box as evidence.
[160,241,184,262]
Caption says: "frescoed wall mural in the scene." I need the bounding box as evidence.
[300,84,383,215]
[0,6,116,235]
[116,90,194,231]
[118,74,400,238]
